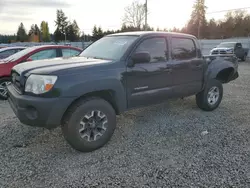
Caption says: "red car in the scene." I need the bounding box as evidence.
[0,45,82,99]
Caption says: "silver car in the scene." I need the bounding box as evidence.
[0,46,26,60]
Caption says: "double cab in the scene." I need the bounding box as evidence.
[7,32,239,152]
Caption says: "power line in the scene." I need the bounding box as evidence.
[207,6,250,14]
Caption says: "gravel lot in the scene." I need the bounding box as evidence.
[1,62,250,188]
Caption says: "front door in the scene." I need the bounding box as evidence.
[126,36,174,108]
[170,37,203,97]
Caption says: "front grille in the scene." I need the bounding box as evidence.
[220,50,227,54]
[11,72,22,94]
[212,50,228,55]
[212,50,218,54]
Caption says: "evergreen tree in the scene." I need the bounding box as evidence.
[16,22,28,42]
[54,9,68,41]
[186,0,207,38]
[92,25,99,41]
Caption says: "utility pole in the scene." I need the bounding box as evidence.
[64,28,67,44]
[145,0,148,31]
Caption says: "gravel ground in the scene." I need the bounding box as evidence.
[1,62,250,188]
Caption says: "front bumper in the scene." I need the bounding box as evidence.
[7,84,75,129]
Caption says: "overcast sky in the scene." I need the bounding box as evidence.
[0,0,250,35]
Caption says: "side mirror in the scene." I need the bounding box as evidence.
[131,51,151,65]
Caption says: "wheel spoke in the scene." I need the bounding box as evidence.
[93,129,103,141]
[80,131,91,141]
[79,121,87,133]
[97,111,106,119]
[207,86,220,105]
[84,111,95,119]
[2,90,7,97]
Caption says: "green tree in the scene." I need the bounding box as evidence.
[92,25,100,41]
[40,21,50,42]
[97,27,103,37]
[16,22,28,42]
[28,24,40,35]
[207,19,218,39]
[66,20,80,41]
[186,0,207,38]
[28,24,40,41]
[54,9,68,41]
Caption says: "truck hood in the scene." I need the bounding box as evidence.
[211,47,233,51]
[12,56,113,76]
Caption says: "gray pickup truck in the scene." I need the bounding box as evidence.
[7,31,239,152]
[210,42,249,61]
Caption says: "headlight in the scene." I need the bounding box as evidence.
[25,75,57,94]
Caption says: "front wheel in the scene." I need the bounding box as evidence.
[241,54,247,62]
[0,78,11,100]
[196,79,223,111]
[62,97,116,152]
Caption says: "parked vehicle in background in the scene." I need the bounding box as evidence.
[0,47,26,60]
[7,32,239,152]
[0,45,82,100]
[210,42,249,61]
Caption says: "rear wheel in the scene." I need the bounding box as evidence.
[0,78,11,100]
[241,54,247,62]
[62,97,116,152]
[196,79,223,111]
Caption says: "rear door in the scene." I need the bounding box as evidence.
[126,36,174,108]
[170,37,203,97]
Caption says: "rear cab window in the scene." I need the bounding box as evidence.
[171,37,197,60]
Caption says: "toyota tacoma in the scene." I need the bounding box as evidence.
[7,32,239,152]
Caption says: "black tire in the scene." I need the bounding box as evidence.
[0,77,11,100]
[241,54,247,62]
[196,79,223,111]
[62,97,116,152]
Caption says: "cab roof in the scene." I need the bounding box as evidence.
[109,31,196,38]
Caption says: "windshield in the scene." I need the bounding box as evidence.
[80,35,138,60]
[3,47,35,62]
[217,43,235,48]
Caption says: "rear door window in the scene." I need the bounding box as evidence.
[171,37,197,60]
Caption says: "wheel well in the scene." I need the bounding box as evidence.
[216,68,234,83]
[62,90,119,123]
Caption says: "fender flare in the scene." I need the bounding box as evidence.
[61,78,127,113]
[203,59,236,88]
